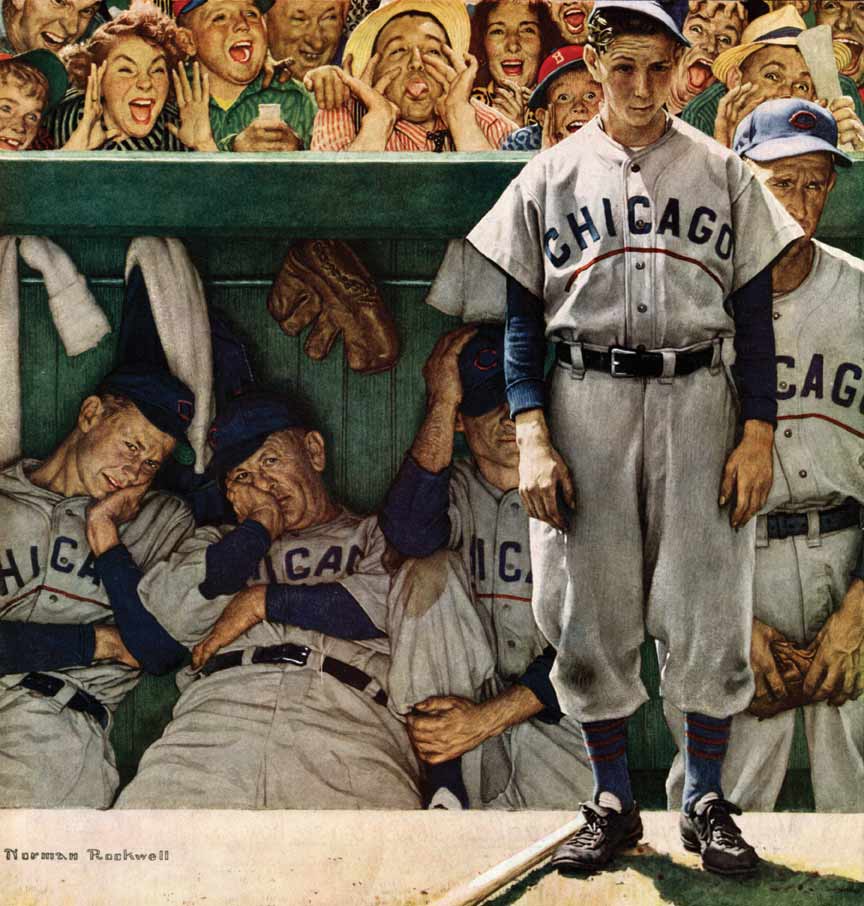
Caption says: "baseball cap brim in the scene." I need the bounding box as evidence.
[460,373,506,418]
[528,58,587,110]
[743,135,852,167]
[127,398,195,466]
[7,50,68,110]
[590,1,690,47]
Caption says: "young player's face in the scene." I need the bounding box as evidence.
[547,1,593,46]
[460,402,519,474]
[100,37,170,139]
[77,401,175,500]
[265,0,346,78]
[815,0,864,84]
[372,15,448,125]
[543,66,602,144]
[735,45,815,103]
[226,429,328,531]
[748,151,836,244]
[8,0,100,53]
[483,0,543,90]
[586,32,680,139]
[186,0,268,86]
[0,77,45,150]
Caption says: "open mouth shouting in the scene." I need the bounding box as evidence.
[129,98,155,125]
[561,7,586,37]
[500,58,525,78]
[229,40,254,64]
[0,136,24,150]
[837,38,864,77]
[687,58,714,92]
[40,30,67,50]
[564,117,587,134]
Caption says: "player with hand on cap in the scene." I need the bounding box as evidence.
[668,96,864,812]
[0,365,197,807]
[383,324,593,810]
[467,0,802,875]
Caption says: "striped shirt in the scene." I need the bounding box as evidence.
[47,90,190,151]
[311,97,515,152]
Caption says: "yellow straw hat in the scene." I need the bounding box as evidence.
[712,5,851,86]
[343,0,471,78]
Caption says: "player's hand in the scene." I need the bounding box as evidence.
[719,420,774,528]
[233,119,302,152]
[819,96,864,152]
[714,81,760,148]
[422,324,479,411]
[261,52,297,88]
[803,579,864,705]
[191,585,267,671]
[491,79,529,127]
[750,618,789,701]
[86,484,149,555]
[62,62,121,151]
[93,625,141,669]
[514,410,575,531]
[169,62,218,151]
[303,64,351,111]
[407,695,494,762]
[225,481,284,541]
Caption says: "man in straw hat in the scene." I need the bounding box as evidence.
[680,3,864,147]
[309,0,516,150]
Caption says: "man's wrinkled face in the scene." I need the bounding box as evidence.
[101,36,170,140]
[459,402,518,474]
[733,45,815,102]
[226,429,328,532]
[185,0,267,85]
[266,0,347,78]
[542,65,601,143]
[547,1,593,46]
[7,0,101,54]
[77,400,174,501]
[372,14,448,124]
[748,151,836,245]
[816,0,864,84]
[0,75,45,149]
[484,0,542,89]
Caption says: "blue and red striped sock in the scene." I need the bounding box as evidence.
[581,717,633,812]
[682,712,732,815]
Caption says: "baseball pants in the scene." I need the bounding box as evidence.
[666,523,864,812]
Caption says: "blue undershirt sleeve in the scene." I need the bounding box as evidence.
[200,519,270,599]
[379,456,452,557]
[0,622,96,674]
[265,583,386,641]
[515,646,563,724]
[505,275,547,417]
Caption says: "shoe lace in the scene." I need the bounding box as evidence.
[704,801,745,847]
[575,806,609,844]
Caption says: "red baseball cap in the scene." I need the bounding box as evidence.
[528,45,586,110]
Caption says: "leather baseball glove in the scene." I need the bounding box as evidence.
[747,639,816,720]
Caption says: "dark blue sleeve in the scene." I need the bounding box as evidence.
[0,622,96,673]
[505,275,547,417]
[730,265,777,426]
[515,646,563,724]
[379,456,452,557]
[95,545,188,674]
[850,533,864,582]
[199,519,270,599]
[265,584,386,641]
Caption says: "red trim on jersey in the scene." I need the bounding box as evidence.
[473,592,532,603]
[777,412,864,440]
[564,247,725,292]
[0,584,109,612]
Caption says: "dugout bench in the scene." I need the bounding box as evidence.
[3,150,863,808]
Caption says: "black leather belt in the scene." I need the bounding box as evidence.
[556,343,714,377]
[766,498,861,541]
[199,642,388,707]
[20,672,109,729]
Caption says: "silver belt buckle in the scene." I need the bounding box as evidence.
[610,347,637,377]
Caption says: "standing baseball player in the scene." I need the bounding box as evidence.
[0,366,196,807]
[115,391,420,809]
[466,0,802,875]
[382,324,593,810]
[667,97,864,813]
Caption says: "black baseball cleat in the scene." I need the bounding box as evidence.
[680,796,760,877]
[549,801,643,873]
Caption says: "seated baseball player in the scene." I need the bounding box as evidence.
[115,391,420,809]
[0,48,67,150]
[680,6,864,149]
[309,0,516,152]
[0,366,197,808]
[667,97,864,813]
[174,0,317,151]
[815,0,864,93]
[382,325,593,810]
[1,0,102,56]
[265,0,348,81]
[501,44,602,150]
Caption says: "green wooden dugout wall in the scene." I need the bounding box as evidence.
[4,150,863,808]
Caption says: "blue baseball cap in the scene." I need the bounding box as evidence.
[99,364,196,463]
[208,391,315,479]
[590,1,690,47]
[733,98,852,168]
[458,325,506,418]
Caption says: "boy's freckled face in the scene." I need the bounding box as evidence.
[186,0,268,85]
[0,79,45,150]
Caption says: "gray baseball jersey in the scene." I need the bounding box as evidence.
[666,240,864,811]
[0,460,194,807]
[117,510,420,809]
[467,115,802,722]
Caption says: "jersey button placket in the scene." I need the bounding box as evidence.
[626,162,652,346]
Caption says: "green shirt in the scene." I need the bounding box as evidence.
[206,72,317,152]
[680,77,864,139]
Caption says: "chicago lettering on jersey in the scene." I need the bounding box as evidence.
[257,544,364,583]
[543,196,734,268]
[0,540,100,597]
[777,354,864,412]
[468,536,533,586]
